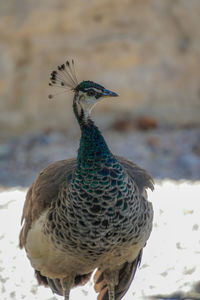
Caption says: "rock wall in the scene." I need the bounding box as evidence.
[0,0,200,136]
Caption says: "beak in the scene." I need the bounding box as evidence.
[102,89,119,98]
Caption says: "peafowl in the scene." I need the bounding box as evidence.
[19,60,154,300]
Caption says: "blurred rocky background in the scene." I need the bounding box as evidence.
[0,0,200,185]
[1,0,200,136]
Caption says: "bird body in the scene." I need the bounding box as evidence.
[19,61,154,300]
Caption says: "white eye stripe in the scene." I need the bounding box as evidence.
[84,88,103,93]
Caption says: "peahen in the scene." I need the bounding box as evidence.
[19,60,154,300]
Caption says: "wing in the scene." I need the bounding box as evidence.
[19,158,77,248]
[116,155,154,193]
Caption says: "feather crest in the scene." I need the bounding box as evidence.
[48,59,78,99]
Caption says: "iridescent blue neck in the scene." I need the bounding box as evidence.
[77,119,112,166]
[72,94,113,167]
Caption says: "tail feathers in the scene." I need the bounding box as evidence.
[35,270,49,287]
[94,250,143,300]
[35,270,92,296]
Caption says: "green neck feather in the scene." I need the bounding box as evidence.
[73,95,113,168]
[77,119,112,167]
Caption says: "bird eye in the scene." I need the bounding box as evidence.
[87,89,95,97]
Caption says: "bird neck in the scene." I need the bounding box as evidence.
[77,118,112,167]
[73,95,112,167]
[73,94,87,126]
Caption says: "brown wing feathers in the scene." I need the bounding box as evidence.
[19,159,77,248]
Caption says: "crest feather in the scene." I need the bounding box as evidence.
[48,60,79,99]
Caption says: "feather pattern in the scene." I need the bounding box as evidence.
[19,64,154,300]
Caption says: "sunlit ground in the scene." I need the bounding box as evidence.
[0,180,200,300]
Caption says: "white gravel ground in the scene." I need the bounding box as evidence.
[0,180,200,300]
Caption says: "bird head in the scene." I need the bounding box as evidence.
[48,60,118,123]
[73,80,118,120]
